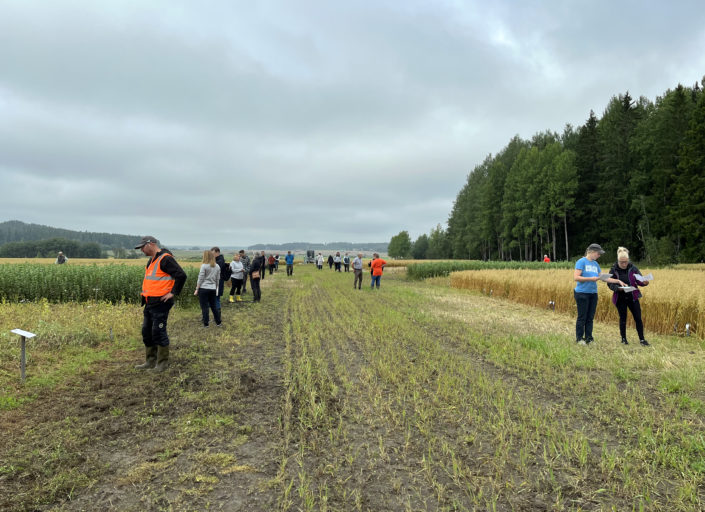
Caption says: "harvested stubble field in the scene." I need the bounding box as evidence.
[450,268,704,339]
[1,263,704,511]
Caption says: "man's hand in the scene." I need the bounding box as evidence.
[160,292,175,302]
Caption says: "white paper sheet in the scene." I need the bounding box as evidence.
[634,273,654,282]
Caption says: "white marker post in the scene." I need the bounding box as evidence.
[11,329,36,382]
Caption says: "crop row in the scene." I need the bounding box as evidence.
[405,259,573,279]
[0,263,200,304]
[450,268,704,339]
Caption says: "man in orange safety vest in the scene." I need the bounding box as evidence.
[134,236,187,372]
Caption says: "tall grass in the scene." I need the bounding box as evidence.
[407,260,573,279]
[0,263,199,304]
[450,268,704,339]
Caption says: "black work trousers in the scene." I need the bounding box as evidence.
[142,301,174,347]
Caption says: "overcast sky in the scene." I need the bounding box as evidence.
[1,1,704,247]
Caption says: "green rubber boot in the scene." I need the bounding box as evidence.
[151,345,170,372]
[135,346,158,370]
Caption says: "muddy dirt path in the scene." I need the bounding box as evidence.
[1,277,290,512]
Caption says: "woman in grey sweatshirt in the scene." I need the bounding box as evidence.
[194,250,222,327]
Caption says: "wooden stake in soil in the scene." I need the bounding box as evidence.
[10,328,36,382]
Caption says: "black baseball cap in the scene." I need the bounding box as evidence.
[135,236,158,249]
[586,243,605,255]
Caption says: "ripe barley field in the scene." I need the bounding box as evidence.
[451,268,704,339]
[1,263,704,511]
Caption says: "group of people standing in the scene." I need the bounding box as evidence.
[315,252,387,289]
[574,243,650,346]
[194,248,289,329]
[315,252,351,271]
[134,235,652,376]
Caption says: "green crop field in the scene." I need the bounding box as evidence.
[1,263,704,511]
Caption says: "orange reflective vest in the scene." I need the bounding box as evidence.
[141,253,176,298]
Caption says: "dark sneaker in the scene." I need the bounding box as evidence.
[585,337,594,345]
[621,337,629,345]
[639,339,650,346]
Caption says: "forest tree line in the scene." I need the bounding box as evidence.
[0,238,105,259]
[390,78,705,263]
[0,220,141,248]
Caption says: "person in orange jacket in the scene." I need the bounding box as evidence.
[369,253,387,289]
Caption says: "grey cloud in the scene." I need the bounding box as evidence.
[1,0,704,246]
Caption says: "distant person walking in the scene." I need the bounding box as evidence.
[195,250,222,328]
[352,252,364,289]
[55,251,67,264]
[334,252,342,272]
[370,253,387,289]
[249,253,263,302]
[316,253,324,270]
[285,251,295,276]
[275,254,280,271]
[229,253,245,302]
[574,243,625,345]
[607,247,650,346]
[239,250,250,295]
[327,254,334,270]
[543,254,551,263]
[343,253,351,272]
[134,236,187,372]
[211,247,227,313]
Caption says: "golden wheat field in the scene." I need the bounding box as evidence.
[450,268,704,339]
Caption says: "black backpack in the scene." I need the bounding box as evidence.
[222,262,233,281]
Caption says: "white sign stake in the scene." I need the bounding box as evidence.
[11,329,37,382]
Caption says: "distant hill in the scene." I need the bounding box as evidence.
[0,220,143,248]
[248,242,388,252]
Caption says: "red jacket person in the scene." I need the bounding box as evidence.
[134,236,187,372]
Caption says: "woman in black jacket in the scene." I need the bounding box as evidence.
[607,247,650,346]
[249,255,263,303]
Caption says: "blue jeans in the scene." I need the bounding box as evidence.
[371,275,381,288]
[574,291,598,340]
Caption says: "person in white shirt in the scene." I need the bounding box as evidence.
[316,253,324,270]
[228,253,245,302]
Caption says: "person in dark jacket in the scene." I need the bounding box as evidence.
[327,254,334,269]
[211,247,227,313]
[134,236,187,372]
[258,251,267,280]
[607,246,650,346]
[249,254,263,302]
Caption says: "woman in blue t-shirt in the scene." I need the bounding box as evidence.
[574,243,626,345]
